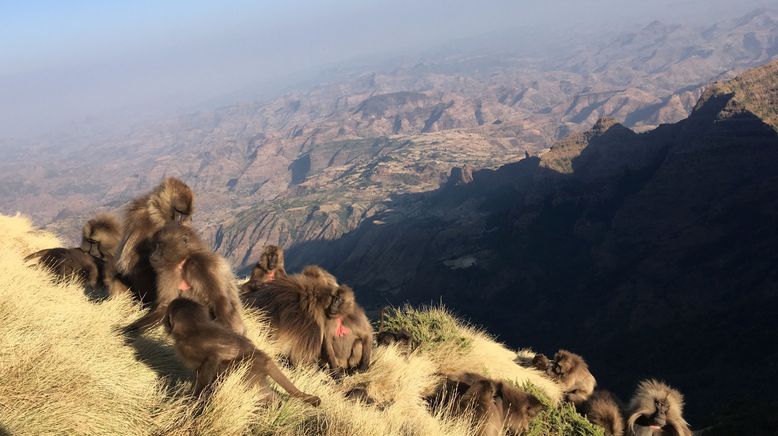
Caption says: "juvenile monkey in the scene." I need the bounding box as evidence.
[165,298,320,406]
[626,379,691,436]
[81,214,125,296]
[114,177,194,304]
[240,245,287,294]
[25,246,97,287]
[25,214,121,292]
[546,349,596,405]
[122,223,244,335]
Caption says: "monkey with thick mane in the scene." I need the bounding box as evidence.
[164,298,320,406]
[545,349,596,405]
[240,245,287,294]
[429,372,543,436]
[242,270,333,366]
[115,177,194,305]
[243,266,371,372]
[25,213,121,293]
[626,379,691,436]
[300,264,338,287]
[122,223,245,336]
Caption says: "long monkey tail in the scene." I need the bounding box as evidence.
[263,359,321,407]
[24,249,50,263]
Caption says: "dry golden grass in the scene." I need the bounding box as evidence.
[0,214,571,436]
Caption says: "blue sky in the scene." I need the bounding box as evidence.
[1,0,774,141]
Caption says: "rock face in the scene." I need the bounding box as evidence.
[446,164,474,186]
[287,61,778,427]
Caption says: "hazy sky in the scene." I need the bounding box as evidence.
[1,0,775,141]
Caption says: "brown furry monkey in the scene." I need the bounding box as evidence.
[430,372,543,436]
[114,177,194,305]
[242,270,340,366]
[81,214,126,296]
[251,245,287,283]
[122,223,245,336]
[626,380,691,436]
[25,214,121,291]
[581,390,625,436]
[165,298,320,406]
[546,349,596,405]
[321,284,373,373]
[240,245,287,294]
[25,246,98,287]
[301,264,338,287]
[531,353,550,371]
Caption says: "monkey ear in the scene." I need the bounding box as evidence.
[182,235,189,245]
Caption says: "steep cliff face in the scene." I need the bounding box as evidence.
[288,61,778,426]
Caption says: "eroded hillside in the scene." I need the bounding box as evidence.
[289,60,778,429]
[1,10,777,272]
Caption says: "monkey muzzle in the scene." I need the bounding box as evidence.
[173,208,190,223]
[83,238,102,258]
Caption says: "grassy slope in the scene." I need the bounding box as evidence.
[0,214,599,436]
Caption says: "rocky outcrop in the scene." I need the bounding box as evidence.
[446,164,474,186]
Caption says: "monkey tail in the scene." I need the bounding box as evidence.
[263,360,320,406]
[24,249,49,263]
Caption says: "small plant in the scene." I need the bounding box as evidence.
[522,382,604,436]
[379,304,472,353]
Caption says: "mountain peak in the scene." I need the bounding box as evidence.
[695,59,778,130]
[591,117,623,134]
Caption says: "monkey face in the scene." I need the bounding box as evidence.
[325,286,355,318]
[150,223,194,267]
[261,248,279,270]
[635,398,669,429]
[550,351,573,378]
[532,354,550,371]
[163,178,194,223]
[81,235,102,258]
[171,201,192,223]
[81,215,121,259]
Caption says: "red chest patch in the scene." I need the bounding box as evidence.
[266,270,275,281]
[177,259,192,292]
[335,317,351,337]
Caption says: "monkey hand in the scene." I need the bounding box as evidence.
[330,367,348,380]
[304,395,322,407]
